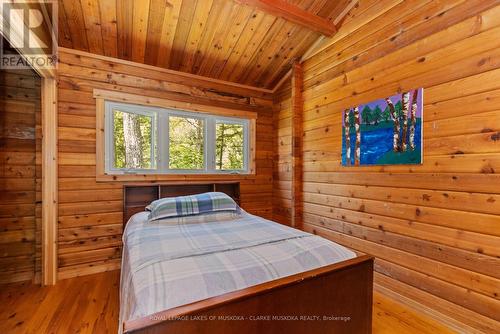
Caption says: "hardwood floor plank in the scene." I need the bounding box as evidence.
[0,270,458,333]
[372,291,455,334]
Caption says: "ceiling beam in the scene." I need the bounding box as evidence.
[234,0,337,36]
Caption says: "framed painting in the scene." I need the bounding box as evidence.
[342,88,423,166]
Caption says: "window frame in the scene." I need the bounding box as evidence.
[213,117,249,173]
[95,89,256,181]
[105,101,158,174]
[164,110,208,174]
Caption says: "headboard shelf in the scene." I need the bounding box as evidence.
[123,182,240,225]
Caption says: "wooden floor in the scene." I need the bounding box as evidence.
[0,270,454,334]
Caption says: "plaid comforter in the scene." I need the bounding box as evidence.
[119,211,356,330]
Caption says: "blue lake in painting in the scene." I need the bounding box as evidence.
[342,121,422,166]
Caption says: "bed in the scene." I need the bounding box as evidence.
[120,183,373,334]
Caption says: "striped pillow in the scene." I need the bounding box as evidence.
[147,192,239,222]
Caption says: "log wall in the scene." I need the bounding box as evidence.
[0,68,41,283]
[273,80,292,225]
[282,0,500,331]
[56,49,273,279]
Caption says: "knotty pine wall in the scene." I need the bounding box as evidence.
[56,49,273,279]
[273,81,292,225]
[0,68,41,283]
[274,0,500,332]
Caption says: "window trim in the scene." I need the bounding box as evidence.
[94,89,256,182]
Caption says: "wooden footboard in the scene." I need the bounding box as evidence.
[123,255,374,334]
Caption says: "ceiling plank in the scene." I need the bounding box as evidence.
[262,29,318,88]
[234,0,337,36]
[169,0,198,70]
[131,0,151,63]
[216,9,265,79]
[222,12,277,82]
[61,0,89,51]
[144,0,168,65]
[190,0,233,74]
[178,0,214,73]
[80,0,104,55]
[116,0,133,60]
[156,0,182,68]
[98,0,118,58]
[201,3,253,77]
[57,1,73,48]
[229,13,287,83]
[242,21,302,86]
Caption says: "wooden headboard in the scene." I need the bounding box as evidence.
[123,182,240,225]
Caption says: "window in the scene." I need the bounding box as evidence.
[111,108,155,170]
[216,121,244,170]
[103,100,252,175]
[168,115,205,170]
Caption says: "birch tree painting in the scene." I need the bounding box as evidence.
[353,107,361,166]
[409,89,419,150]
[342,88,423,166]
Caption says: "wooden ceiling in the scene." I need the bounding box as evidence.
[58,0,354,89]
